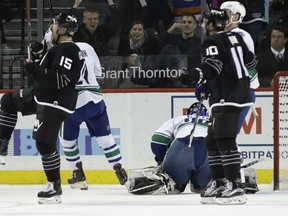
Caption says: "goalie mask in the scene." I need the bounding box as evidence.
[187,102,207,116]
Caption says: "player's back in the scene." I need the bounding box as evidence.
[75,42,104,109]
[76,42,102,87]
[203,31,255,104]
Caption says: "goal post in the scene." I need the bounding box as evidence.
[273,70,288,190]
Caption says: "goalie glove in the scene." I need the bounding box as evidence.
[179,68,203,86]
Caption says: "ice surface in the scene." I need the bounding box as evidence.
[0,184,288,216]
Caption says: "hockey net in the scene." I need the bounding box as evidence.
[273,71,288,190]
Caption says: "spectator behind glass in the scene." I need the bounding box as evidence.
[256,24,288,87]
[164,13,201,70]
[72,0,120,56]
[117,20,162,88]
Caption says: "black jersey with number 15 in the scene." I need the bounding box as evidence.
[33,42,84,113]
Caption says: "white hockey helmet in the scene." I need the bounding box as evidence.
[220,1,246,23]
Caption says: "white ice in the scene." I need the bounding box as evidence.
[0,184,288,216]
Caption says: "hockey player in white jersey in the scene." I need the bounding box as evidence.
[59,42,128,190]
[128,102,212,194]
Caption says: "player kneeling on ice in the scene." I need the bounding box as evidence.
[127,102,212,195]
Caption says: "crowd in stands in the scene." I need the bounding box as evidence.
[0,0,288,88]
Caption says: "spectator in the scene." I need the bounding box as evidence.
[117,20,162,88]
[73,0,121,56]
[164,13,201,75]
[261,0,288,52]
[256,24,288,87]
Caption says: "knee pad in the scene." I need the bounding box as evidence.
[96,134,115,149]
[60,138,77,149]
[0,93,17,113]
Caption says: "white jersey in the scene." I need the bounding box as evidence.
[75,42,103,109]
[152,114,209,146]
[231,27,260,89]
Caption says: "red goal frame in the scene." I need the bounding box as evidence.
[273,70,288,190]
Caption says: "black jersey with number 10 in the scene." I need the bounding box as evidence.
[200,31,257,105]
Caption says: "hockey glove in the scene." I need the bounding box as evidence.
[195,82,210,101]
[31,40,47,60]
[179,68,203,86]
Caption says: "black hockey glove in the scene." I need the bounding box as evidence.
[179,68,203,86]
[30,40,47,60]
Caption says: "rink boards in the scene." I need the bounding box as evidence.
[0,90,280,184]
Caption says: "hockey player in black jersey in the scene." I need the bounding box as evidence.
[180,4,257,205]
[31,13,83,204]
[0,13,83,204]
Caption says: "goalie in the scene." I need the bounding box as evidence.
[128,102,212,195]
[127,102,259,195]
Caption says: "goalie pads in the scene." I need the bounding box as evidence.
[127,166,179,195]
[243,168,259,194]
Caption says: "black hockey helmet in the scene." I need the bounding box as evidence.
[54,13,78,36]
[200,9,229,30]
[187,102,207,116]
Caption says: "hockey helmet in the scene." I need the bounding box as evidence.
[200,9,229,30]
[187,102,207,116]
[220,1,246,23]
[54,13,78,36]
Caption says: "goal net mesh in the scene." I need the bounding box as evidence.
[273,71,288,190]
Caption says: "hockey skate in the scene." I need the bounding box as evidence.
[68,161,88,190]
[38,180,62,204]
[113,163,128,185]
[0,139,9,165]
[216,179,247,205]
[200,178,228,204]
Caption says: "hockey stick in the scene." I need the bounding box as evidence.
[188,93,205,147]
[47,0,55,19]
[241,158,265,169]
[26,0,32,61]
